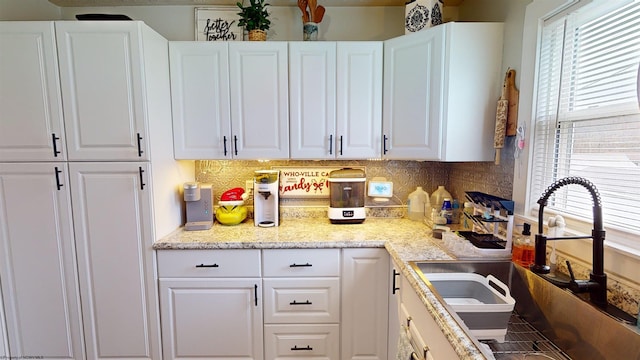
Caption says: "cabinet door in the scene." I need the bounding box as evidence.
[0,163,84,359]
[170,42,232,159]
[388,261,401,360]
[341,248,389,360]
[336,42,382,159]
[0,22,66,162]
[382,29,443,160]
[229,42,289,159]
[56,21,149,161]
[0,291,6,358]
[159,278,263,360]
[69,162,161,360]
[401,274,458,359]
[289,42,337,159]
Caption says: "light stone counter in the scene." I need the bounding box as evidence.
[154,218,492,360]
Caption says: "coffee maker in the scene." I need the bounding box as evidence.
[183,182,213,231]
[253,170,280,227]
[328,168,366,224]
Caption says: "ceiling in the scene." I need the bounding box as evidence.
[48,0,464,7]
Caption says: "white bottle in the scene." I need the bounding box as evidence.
[429,185,452,215]
[407,187,429,221]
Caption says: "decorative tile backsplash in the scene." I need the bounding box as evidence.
[195,158,514,208]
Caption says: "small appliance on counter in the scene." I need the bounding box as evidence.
[254,170,280,227]
[215,187,248,226]
[183,182,213,231]
[328,168,366,224]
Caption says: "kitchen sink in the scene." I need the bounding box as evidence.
[409,260,640,360]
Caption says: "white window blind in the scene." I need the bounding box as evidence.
[530,0,640,243]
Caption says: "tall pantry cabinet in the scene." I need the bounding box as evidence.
[0,21,187,359]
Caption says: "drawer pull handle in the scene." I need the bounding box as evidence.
[195,263,219,268]
[289,263,312,267]
[291,345,313,351]
[392,269,400,294]
[52,133,61,157]
[290,300,312,305]
[137,133,144,157]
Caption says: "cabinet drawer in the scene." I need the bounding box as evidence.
[264,324,339,359]
[263,278,340,323]
[263,249,340,277]
[157,249,261,277]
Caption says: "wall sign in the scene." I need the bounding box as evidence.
[273,167,368,198]
[195,7,243,41]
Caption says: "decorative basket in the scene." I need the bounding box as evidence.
[248,29,267,41]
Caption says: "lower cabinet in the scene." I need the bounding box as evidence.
[263,248,341,359]
[0,163,84,359]
[399,273,458,359]
[157,249,263,360]
[388,260,401,359]
[0,296,6,357]
[159,278,263,359]
[264,324,340,359]
[341,248,390,360]
[156,248,412,360]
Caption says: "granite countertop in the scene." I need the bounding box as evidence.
[154,217,492,360]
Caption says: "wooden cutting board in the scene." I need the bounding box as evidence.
[505,69,519,136]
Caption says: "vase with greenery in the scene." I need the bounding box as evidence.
[237,0,271,41]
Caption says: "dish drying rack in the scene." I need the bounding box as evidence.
[442,192,514,260]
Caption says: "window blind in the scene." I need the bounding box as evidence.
[530,1,640,241]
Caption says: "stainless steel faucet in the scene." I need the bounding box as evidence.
[530,176,608,308]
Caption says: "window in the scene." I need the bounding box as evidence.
[530,0,640,250]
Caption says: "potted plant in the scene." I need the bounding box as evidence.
[236,0,271,41]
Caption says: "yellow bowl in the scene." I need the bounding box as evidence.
[215,202,247,225]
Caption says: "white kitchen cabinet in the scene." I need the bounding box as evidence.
[0,163,84,359]
[229,42,289,159]
[158,250,263,360]
[0,19,183,360]
[336,42,383,159]
[55,21,153,161]
[388,261,401,360]
[383,22,504,161]
[169,42,232,159]
[0,290,6,358]
[0,22,66,162]
[289,42,337,159]
[262,249,341,359]
[400,272,458,359]
[69,162,162,360]
[289,42,382,160]
[341,248,389,360]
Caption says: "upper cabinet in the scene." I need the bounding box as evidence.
[170,42,231,159]
[289,42,337,159]
[383,22,504,161]
[56,21,151,161]
[336,42,383,159]
[229,42,290,159]
[170,23,502,161]
[0,21,158,162]
[289,41,382,159]
[171,42,289,160]
[0,22,66,162]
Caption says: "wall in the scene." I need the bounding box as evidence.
[59,5,405,41]
[0,0,61,20]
